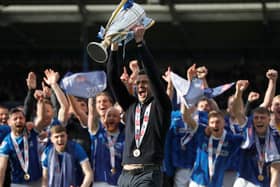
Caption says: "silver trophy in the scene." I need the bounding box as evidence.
[87,0,155,63]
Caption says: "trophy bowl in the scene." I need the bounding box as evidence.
[87,41,108,63]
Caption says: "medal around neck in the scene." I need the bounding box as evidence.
[24,173,30,181]
[258,174,264,181]
[87,0,155,63]
[111,168,117,174]
[133,148,141,157]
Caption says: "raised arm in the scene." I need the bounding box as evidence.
[244,91,260,116]
[134,26,171,111]
[107,43,136,111]
[120,66,133,94]
[162,66,174,100]
[23,71,37,121]
[232,80,249,125]
[196,66,209,88]
[44,69,69,125]
[196,65,220,111]
[67,95,88,126]
[87,97,99,134]
[33,94,47,132]
[181,103,198,130]
[260,69,278,108]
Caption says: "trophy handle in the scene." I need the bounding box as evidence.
[105,0,129,31]
[145,20,156,30]
[87,39,110,63]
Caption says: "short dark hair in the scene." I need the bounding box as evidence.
[9,108,25,117]
[50,125,66,135]
[95,91,114,104]
[253,107,270,116]
[43,98,53,107]
[138,69,146,75]
[208,110,224,119]
[196,97,210,105]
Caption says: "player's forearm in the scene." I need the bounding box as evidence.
[80,173,93,187]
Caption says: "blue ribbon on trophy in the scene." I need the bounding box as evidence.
[170,72,235,108]
[87,0,155,63]
[60,71,107,98]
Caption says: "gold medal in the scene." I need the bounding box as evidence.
[258,174,264,181]
[24,173,30,181]
[111,168,116,174]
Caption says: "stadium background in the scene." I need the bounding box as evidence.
[0,0,280,109]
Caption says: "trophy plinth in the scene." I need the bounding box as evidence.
[87,40,110,63]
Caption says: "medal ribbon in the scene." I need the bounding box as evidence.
[107,133,119,169]
[228,118,236,134]
[255,129,269,177]
[208,130,226,181]
[11,133,29,174]
[180,129,195,149]
[134,103,152,149]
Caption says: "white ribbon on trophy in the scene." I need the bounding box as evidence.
[87,0,155,63]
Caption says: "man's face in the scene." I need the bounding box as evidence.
[226,96,234,115]
[136,74,151,103]
[51,131,68,153]
[271,97,280,121]
[77,99,88,113]
[208,116,225,138]
[96,95,112,118]
[8,112,26,134]
[44,103,54,124]
[197,100,211,112]
[104,108,120,133]
[253,112,270,136]
[0,108,9,124]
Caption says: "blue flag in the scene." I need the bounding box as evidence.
[171,72,235,108]
[60,71,107,98]
[204,82,235,98]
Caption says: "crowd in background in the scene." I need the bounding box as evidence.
[0,25,280,187]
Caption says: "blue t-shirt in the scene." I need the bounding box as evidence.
[238,117,280,187]
[164,110,196,176]
[90,123,125,186]
[191,125,243,187]
[0,129,42,183]
[0,125,10,143]
[224,115,245,171]
[41,140,88,186]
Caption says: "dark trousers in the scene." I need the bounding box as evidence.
[118,168,162,187]
[162,172,174,187]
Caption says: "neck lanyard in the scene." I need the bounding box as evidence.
[134,103,152,149]
[208,130,226,181]
[180,129,195,150]
[228,118,236,134]
[11,132,29,176]
[107,132,119,173]
[255,129,269,181]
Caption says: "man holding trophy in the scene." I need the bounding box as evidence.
[87,0,154,63]
[106,23,172,187]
